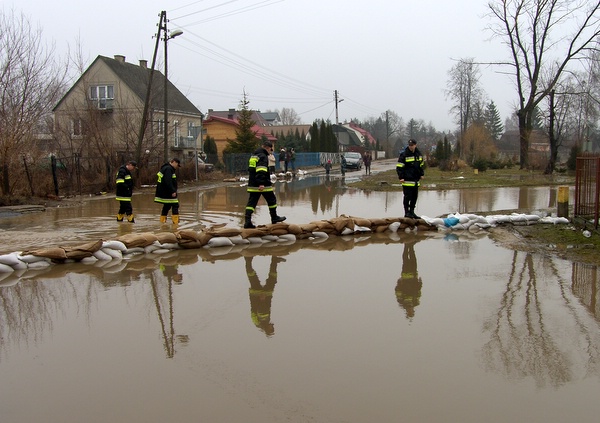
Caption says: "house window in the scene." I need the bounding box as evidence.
[173,120,180,147]
[188,122,194,137]
[71,119,87,136]
[157,119,164,135]
[89,85,114,109]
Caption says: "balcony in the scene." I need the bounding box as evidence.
[172,136,197,150]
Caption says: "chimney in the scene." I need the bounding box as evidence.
[114,55,126,63]
[139,59,147,68]
[228,108,235,120]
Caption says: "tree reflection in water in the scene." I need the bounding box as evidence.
[481,251,600,387]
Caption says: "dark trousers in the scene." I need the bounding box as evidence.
[161,203,180,216]
[402,186,419,213]
[246,190,277,214]
[118,200,133,215]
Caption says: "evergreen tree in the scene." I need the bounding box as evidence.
[484,101,504,141]
[203,135,217,155]
[310,121,320,152]
[224,91,257,153]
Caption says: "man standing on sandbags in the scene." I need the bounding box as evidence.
[396,139,425,219]
[244,140,286,229]
[154,158,181,225]
[115,160,137,223]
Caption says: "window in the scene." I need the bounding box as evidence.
[157,119,164,136]
[89,85,114,109]
[188,121,194,137]
[71,118,87,136]
[173,120,180,147]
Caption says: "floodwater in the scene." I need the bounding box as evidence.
[1,171,598,423]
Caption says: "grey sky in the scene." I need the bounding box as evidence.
[13,0,519,132]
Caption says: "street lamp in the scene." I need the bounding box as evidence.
[163,14,183,162]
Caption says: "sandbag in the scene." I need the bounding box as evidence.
[207,237,235,248]
[286,224,303,235]
[155,232,178,244]
[102,240,127,252]
[24,247,68,261]
[0,252,22,267]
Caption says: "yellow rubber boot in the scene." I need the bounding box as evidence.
[126,214,135,223]
[172,215,180,225]
[117,214,124,222]
[160,215,167,223]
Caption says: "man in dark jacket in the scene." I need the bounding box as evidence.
[396,139,424,219]
[115,160,137,222]
[244,141,286,228]
[154,158,181,224]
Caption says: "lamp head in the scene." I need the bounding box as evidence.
[169,29,183,39]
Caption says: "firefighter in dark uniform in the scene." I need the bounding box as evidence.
[115,160,137,223]
[396,138,425,219]
[245,255,284,336]
[244,140,286,229]
[395,239,423,320]
[154,158,181,225]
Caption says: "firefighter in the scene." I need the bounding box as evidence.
[115,160,137,223]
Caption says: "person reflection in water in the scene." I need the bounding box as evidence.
[395,240,422,320]
[245,255,284,336]
[160,264,183,284]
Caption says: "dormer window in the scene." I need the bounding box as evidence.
[90,85,114,109]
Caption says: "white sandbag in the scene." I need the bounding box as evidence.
[388,221,401,233]
[0,252,23,267]
[247,237,264,244]
[93,249,112,261]
[157,242,180,250]
[228,235,250,245]
[341,227,355,235]
[101,240,127,252]
[207,237,235,248]
[81,256,98,264]
[144,243,162,254]
[261,235,279,242]
[524,214,540,222]
[17,254,49,264]
[124,247,145,255]
[277,234,296,242]
[150,248,171,254]
[0,262,15,273]
[27,260,51,269]
[354,225,372,233]
[311,231,329,239]
[101,247,122,260]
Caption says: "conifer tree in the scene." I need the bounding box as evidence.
[484,101,504,141]
[224,91,257,153]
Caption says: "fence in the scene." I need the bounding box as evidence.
[222,152,324,175]
[575,155,600,230]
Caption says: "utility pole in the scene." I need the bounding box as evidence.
[135,11,164,168]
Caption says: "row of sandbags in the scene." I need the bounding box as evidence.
[0,215,435,275]
[422,212,570,231]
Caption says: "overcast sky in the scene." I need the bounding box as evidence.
[11,0,520,132]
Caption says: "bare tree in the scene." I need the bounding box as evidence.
[277,107,301,125]
[0,10,68,195]
[487,0,600,169]
[446,58,485,143]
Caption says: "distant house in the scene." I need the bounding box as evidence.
[203,112,278,160]
[342,122,377,150]
[333,124,363,152]
[497,129,550,163]
[53,54,203,165]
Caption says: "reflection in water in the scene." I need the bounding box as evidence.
[481,251,600,388]
[245,255,283,336]
[395,237,423,320]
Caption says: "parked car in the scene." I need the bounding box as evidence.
[344,152,363,170]
[197,157,214,172]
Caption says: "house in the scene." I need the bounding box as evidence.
[343,122,377,150]
[53,55,203,166]
[333,124,364,152]
[202,112,278,160]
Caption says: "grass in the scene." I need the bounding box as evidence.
[352,165,600,266]
[351,166,575,191]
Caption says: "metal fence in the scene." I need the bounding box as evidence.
[575,155,600,230]
[222,152,323,175]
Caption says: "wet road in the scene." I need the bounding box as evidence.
[0,170,598,423]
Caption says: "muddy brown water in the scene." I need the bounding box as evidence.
[1,174,598,423]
